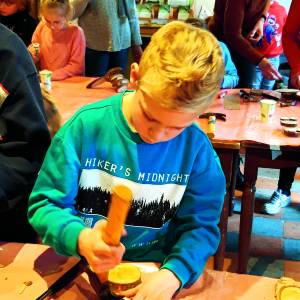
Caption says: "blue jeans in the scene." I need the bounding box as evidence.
[85,48,129,77]
[250,56,280,90]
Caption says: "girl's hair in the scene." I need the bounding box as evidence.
[41,86,61,138]
[40,0,71,18]
[2,0,30,11]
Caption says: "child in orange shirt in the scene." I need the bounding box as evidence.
[28,0,85,81]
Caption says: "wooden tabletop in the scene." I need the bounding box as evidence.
[0,242,279,299]
[198,90,300,148]
[51,77,115,124]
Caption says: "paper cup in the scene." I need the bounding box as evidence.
[39,70,52,92]
[260,99,276,123]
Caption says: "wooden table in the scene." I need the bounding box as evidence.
[198,90,300,273]
[0,242,279,299]
[239,142,300,273]
[51,76,115,123]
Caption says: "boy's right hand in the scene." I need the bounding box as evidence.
[77,220,125,273]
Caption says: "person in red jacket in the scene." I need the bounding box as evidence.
[250,1,287,89]
[263,0,300,215]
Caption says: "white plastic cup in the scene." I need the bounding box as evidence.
[260,99,276,123]
[39,70,52,92]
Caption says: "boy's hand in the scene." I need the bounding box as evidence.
[77,220,125,273]
[120,268,181,300]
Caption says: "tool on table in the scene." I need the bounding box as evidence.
[280,117,298,127]
[35,185,133,300]
[240,89,281,102]
[280,117,299,137]
[86,67,129,93]
[199,112,226,139]
[223,94,241,110]
[275,89,299,107]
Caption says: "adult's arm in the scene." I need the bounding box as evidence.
[125,0,143,63]
[223,0,266,65]
[0,28,50,212]
[70,0,89,19]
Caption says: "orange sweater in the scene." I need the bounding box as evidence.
[32,21,86,81]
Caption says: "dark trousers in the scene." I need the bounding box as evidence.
[278,168,297,196]
[85,47,129,77]
[0,197,37,243]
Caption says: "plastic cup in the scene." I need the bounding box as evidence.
[32,43,40,56]
[260,99,276,123]
[39,70,52,92]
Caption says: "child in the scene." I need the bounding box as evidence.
[250,0,287,90]
[186,18,239,89]
[28,0,85,81]
[28,21,226,299]
[0,0,38,46]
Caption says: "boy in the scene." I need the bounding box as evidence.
[251,0,287,90]
[28,21,226,299]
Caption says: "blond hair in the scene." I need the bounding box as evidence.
[138,21,224,113]
[41,86,61,137]
[40,0,70,18]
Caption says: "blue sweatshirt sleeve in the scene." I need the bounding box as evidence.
[28,124,86,257]
[219,41,239,89]
[161,136,226,288]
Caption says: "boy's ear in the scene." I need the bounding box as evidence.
[128,63,139,89]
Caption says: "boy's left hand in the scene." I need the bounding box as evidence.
[120,268,181,300]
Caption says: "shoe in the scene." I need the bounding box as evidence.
[263,189,291,215]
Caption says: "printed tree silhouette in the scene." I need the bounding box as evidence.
[76,188,178,228]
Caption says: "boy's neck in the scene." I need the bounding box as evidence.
[122,92,137,132]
